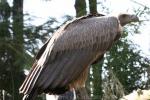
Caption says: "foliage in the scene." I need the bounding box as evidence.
[102,33,150,99]
[0,0,57,99]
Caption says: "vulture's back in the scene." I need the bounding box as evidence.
[19,15,121,100]
[53,16,120,51]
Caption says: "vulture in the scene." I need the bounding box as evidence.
[19,13,139,100]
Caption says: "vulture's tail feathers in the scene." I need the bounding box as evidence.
[19,62,42,99]
[22,88,38,100]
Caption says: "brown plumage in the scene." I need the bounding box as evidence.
[19,13,139,100]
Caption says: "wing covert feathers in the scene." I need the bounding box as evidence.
[53,16,120,52]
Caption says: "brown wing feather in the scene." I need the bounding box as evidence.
[19,38,51,93]
[36,38,51,60]
[19,15,120,97]
[36,49,96,92]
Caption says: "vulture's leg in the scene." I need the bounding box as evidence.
[58,90,74,100]
[57,87,90,100]
[76,87,91,100]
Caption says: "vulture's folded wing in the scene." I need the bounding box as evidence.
[19,16,120,96]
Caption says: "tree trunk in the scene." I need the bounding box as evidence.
[92,60,103,99]
[74,0,87,17]
[89,0,97,14]
[12,0,24,99]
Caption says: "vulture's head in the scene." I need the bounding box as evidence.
[118,14,139,26]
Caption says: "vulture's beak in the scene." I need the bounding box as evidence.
[130,15,139,22]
